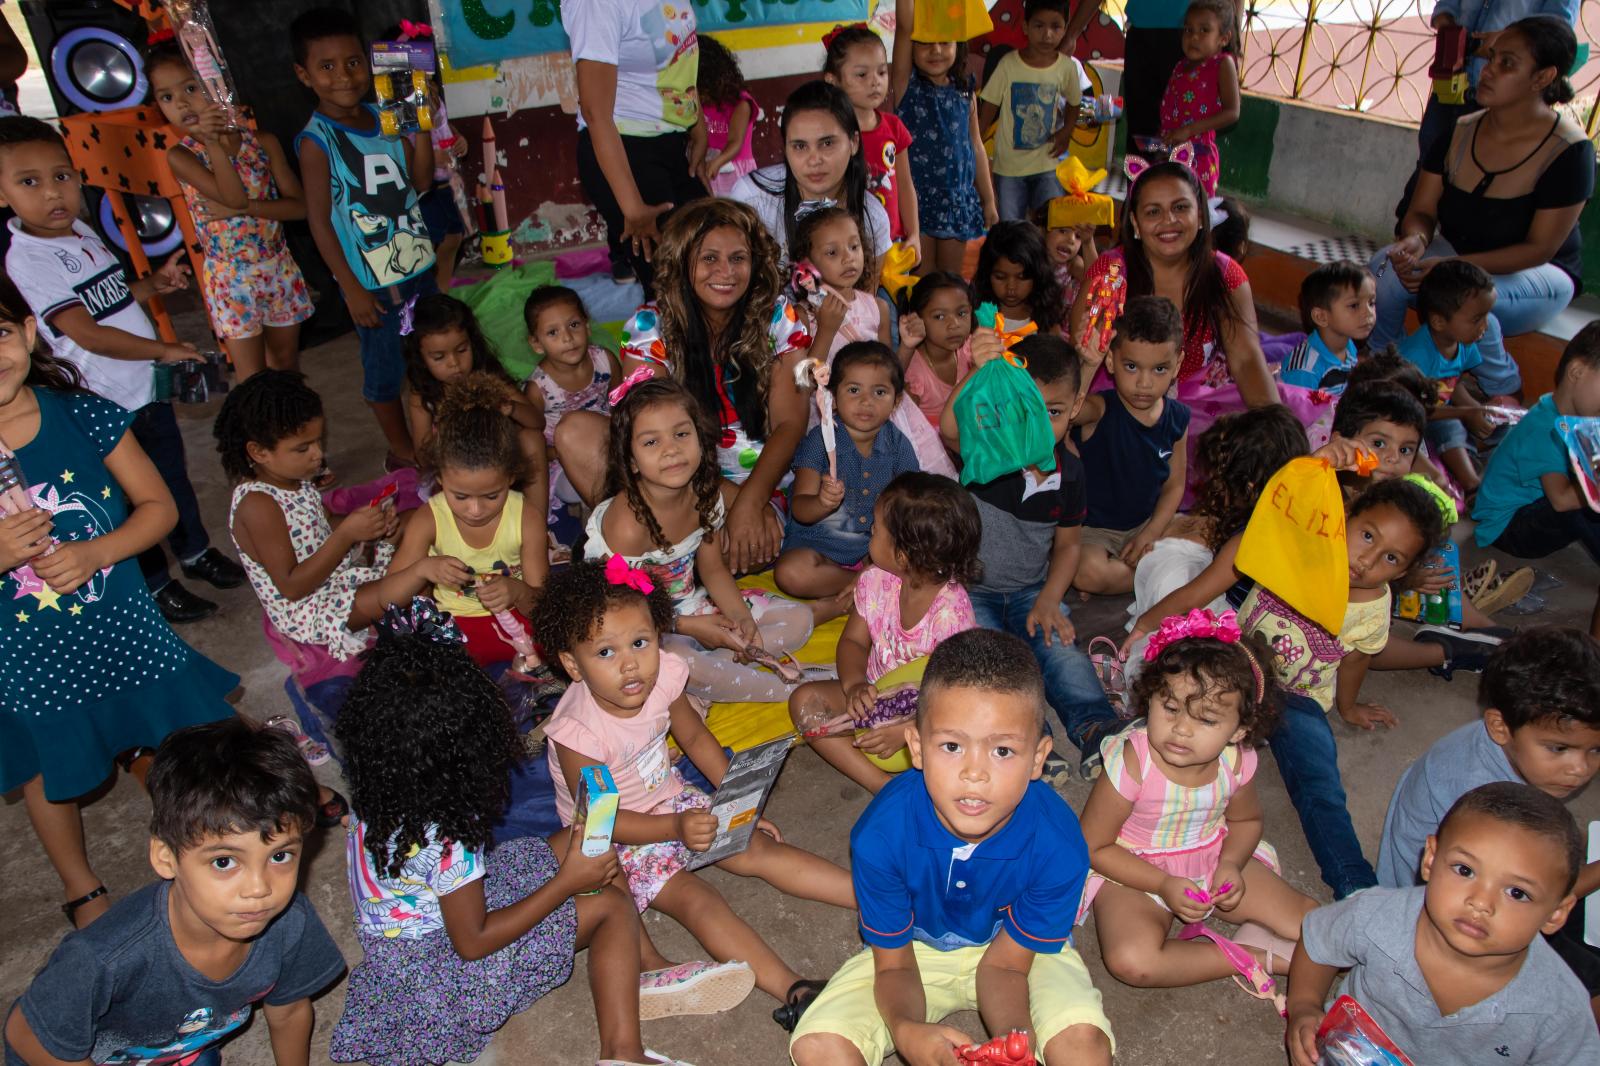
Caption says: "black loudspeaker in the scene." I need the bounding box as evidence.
[20,0,150,116]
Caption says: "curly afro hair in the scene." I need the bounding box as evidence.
[1191,405,1309,550]
[422,371,524,482]
[1131,631,1281,745]
[213,369,324,481]
[334,630,523,878]
[532,557,677,667]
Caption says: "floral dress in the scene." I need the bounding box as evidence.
[529,347,612,511]
[853,566,976,683]
[229,480,395,660]
[1076,723,1278,924]
[176,130,314,339]
[896,73,985,241]
[1159,54,1225,196]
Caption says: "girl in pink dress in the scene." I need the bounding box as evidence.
[897,271,975,430]
[1158,0,1242,197]
[696,36,759,196]
[1077,610,1315,1011]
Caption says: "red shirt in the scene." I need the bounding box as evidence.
[859,111,913,241]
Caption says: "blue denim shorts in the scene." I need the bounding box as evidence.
[353,272,438,403]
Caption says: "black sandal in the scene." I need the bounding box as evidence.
[316,789,349,829]
[61,885,108,927]
[771,978,827,1032]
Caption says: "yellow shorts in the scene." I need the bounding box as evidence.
[788,941,1114,1062]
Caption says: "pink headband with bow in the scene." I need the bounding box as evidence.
[1144,608,1264,704]
[604,554,655,595]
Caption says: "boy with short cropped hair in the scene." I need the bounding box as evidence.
[1398,259,1497,494]
[1288,782,1599,1065]
[1281,260,1375,395]
[3,719,345,1066]
[949,333,1122,778]
[0,115,245,624]
[790,629,1113,1066]
[1378,627,1600,1013]
[1072,295,1191,595]
[979,0,1083,221]
[290,6,435,468]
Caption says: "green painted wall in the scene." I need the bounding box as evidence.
[1216,97,1278,200]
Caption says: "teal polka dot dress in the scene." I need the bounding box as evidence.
[0,389,235,799]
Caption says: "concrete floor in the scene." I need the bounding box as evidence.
[2,321,1597,1066]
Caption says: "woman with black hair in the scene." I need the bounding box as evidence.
[1374,15,1595,399]
[728,80,892,277]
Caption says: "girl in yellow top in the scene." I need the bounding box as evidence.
[393,374,549,668]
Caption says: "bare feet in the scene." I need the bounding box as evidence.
[809,582,856,625]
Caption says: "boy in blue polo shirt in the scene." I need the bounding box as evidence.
[1073,295,1190,596]
[1280,260,1375,395]
[790,629,1113,1066]
[1397,259,1496,496]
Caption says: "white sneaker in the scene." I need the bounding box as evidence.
[637,959,755,1020]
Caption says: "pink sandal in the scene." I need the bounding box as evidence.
[1177,922,1287,1016]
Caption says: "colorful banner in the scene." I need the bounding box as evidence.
[444,0,871,68]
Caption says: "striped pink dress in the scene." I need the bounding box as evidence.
[1076,723,1278,924]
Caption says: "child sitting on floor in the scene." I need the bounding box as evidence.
[944,332,1121,777]
[896,271,975,430]
[974,219,1067,337]
[1288,783,1600,1065]
[1378,628,1600,1015]
[4,720,343,1066]
[536,559,853,1033]
[787,472,981,794]
[585,379,814,704]
[777,341,921,605]
[522,285,618,522]
[219,370,446,661]
[1279,261,1375,396]
[789,629,1114,1066]
[1398,259,1498,497]
[1081,612,1315,1006]
[1073,296,1191,595]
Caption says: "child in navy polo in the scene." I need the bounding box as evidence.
[1072,296,1190,596]
[1397,259,1497,497]
[789,629,1114,1066]
[1280,260,1375,395]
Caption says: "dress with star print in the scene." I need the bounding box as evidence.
[1159,53,1226,196]
[0,389,234,800]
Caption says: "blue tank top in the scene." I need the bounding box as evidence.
[295,105,435,291]
[1073,388,1191,530]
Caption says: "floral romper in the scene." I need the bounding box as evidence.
[177,129,314,339]
[529,346,612,511]
[229,480,395,660]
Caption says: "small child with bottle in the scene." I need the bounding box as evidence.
[147,43,313,379]
[535,558,854,1032]
[1079,611,1315,1008]
[584,379,815,704]
[1159,0,1242,196]
[824,23,919,250]
[787,472,981,794]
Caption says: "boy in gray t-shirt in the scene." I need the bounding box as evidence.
[1287,783,1599,1066]
[4,720,344,1065]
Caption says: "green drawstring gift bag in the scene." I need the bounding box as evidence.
[951,304,1056,485]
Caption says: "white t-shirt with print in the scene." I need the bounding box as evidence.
[564,0,700,137]
[5,218,156,411]
[729,164,894,267]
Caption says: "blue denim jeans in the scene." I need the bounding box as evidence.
[353,272,438,403]
[1368,237,1575,396]
[968,584,1120,754]
[1267,692,1377,899]
[995,171,1064,223]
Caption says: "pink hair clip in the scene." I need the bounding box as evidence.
[604,554,655,595]
[607,365,655,408]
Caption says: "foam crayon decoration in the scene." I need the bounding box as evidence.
[489,168,509,233]
[168,0,243,130]
[481,115,497,183]
[795,357,836,478]
[473,182,490,234]
[1079,259,1126,353]
[0,436,54,561]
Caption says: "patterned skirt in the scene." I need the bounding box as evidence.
[329,836,578,1066]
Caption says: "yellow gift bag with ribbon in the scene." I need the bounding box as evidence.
[880,241,920,305]
[910,0,993,42]
[1046,158,1116,231]
[1234,457,1350,634]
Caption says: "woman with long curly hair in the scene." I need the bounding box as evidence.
[329,612,715,1065]
[581,379,815,704]
[554,198,814,573]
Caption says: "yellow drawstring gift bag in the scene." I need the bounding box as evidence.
[1235,457,1350,634]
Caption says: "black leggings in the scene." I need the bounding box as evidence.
[576,128,708,294]
[1121,28,1187,144]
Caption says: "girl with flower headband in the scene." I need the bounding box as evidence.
[1078,609,1316,1013]
[535,558,853,1033]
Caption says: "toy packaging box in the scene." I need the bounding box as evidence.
[1392,540,1462,630]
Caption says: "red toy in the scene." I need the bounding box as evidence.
[956,1031,1035,1065]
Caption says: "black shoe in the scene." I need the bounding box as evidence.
[180,547,245,589]
[154,581,218,624]
[610,257,636,284]
[1416,628,1497,679]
